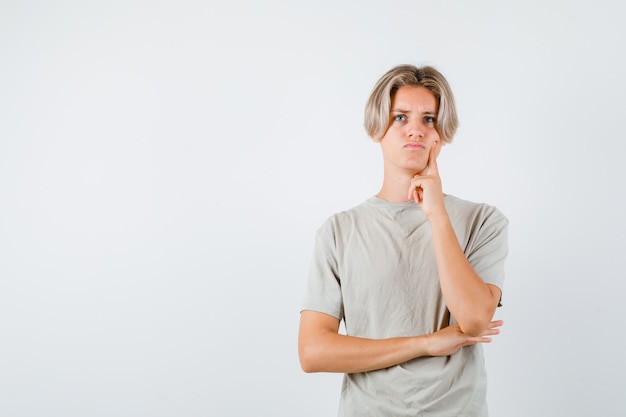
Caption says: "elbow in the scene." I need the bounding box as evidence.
[300,360,317,374]
[300,355,321,374]
[456,298,500,337]
[457,314,492,337]
[298,344,321,373]
[458,322,486,338]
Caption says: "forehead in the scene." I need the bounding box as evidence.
[391,85,438,111]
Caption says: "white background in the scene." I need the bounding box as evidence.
[1,1,625,416]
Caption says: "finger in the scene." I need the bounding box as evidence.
[427,141,440,176]
[481,327,500,337]
[489,320,504,328]
[413,189,419,204]
[408,176,423,201]
[463,336,492,347]
[410,187,421,204]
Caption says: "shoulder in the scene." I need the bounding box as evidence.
[318,197,379,231]
[445,195,508,227]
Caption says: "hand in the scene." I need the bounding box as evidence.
[426,320,503,357]
[407,141,445,217]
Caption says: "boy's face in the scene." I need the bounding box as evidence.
[380,85,441,176]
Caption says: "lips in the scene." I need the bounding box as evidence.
[404,142,425,150]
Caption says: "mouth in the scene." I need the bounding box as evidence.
[404,142,425,150]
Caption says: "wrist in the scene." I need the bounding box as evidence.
[426,210,449,225]
[412,334,433,358]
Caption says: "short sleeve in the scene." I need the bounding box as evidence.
[465,207,509,295]
[301,218,344,320]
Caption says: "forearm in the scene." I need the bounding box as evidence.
[298,309,503,374]
[429,212,499,336]
[298,312,430,374]
[300,331,430,374]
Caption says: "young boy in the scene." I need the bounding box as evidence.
[298,64,508,416]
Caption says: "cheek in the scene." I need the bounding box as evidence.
[434,138,446,158]
[431,131,441,145]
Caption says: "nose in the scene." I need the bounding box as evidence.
[407,120,424,139]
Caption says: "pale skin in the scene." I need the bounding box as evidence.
[298,85,503,374]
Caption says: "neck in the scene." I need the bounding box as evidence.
[376,167,420,203]
[376,164,448,203]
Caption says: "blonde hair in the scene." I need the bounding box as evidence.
[364,64,459,143]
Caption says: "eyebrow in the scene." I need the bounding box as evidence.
[391,108,437,115]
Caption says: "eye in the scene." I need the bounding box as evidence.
[424,116,436,124]
[393,114,407,122]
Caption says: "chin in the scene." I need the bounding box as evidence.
[403,163,427,174]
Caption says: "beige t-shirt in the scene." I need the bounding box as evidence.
[302,195,508,417]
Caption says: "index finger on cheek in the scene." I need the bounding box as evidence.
[428,141,440,174]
